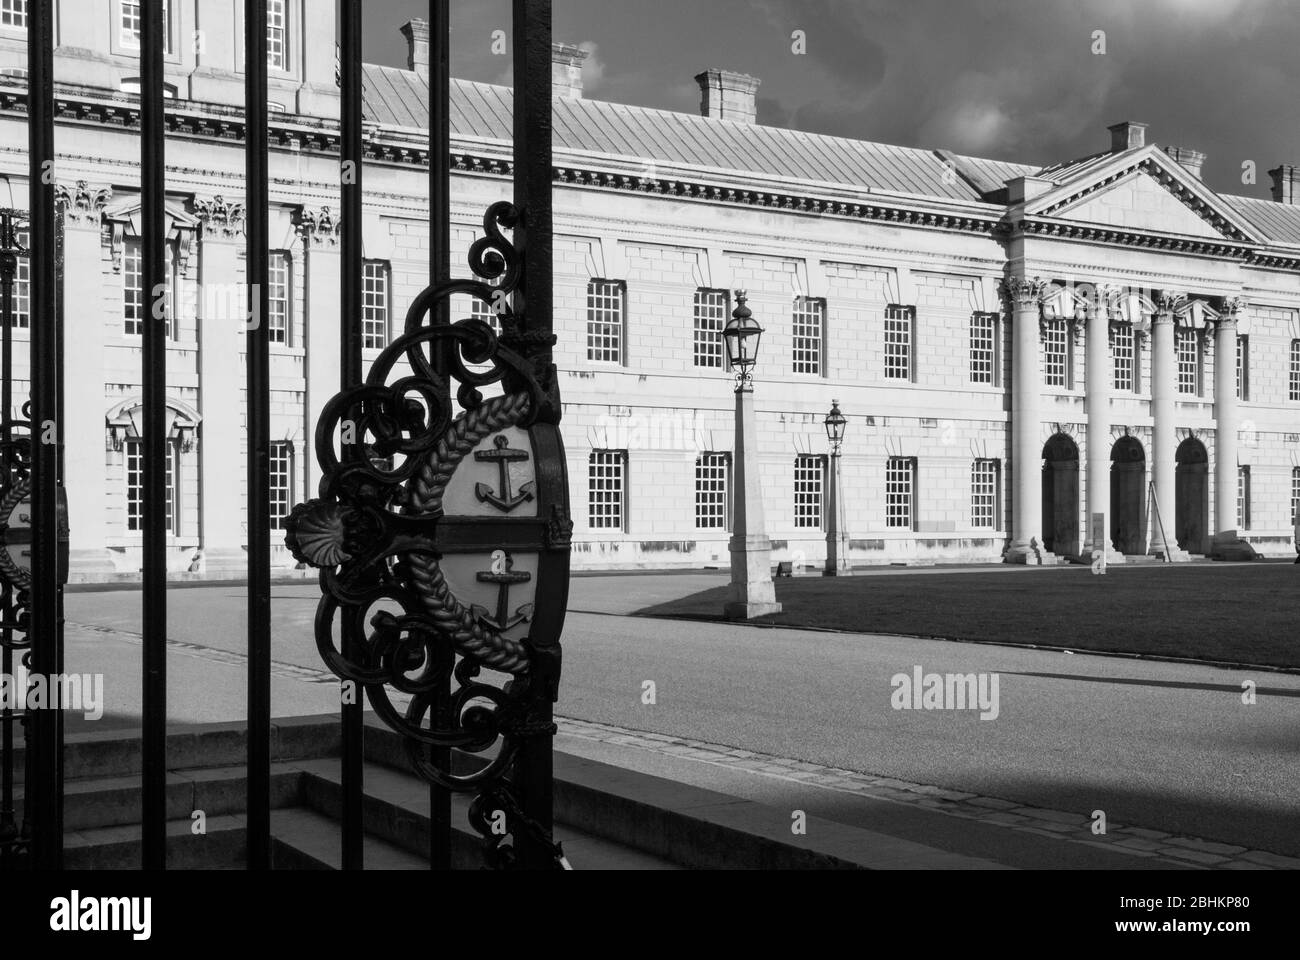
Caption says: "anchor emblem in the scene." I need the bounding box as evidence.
[473,550,534,632]
[475,435,536,513]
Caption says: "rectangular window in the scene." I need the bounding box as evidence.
[270,442,293,530]
[1237,336,1249,400]
[123,239,144,336]
[1042,318,1069,388]
[471,276,502,333]
[586,280,624,364]
[1292,468,1300,524]
[884,305,914,381]
[693,288,727,369]
[792,296,825,375]
[1,0,26,29]
[794,454,825,529]
[1177,328,1200,395]
[126,439,179,535]
[1237,466,1251,531]
[268,251,290,344]
[588,450,626,530]
[1112,322,1135,392]
[970,312,998,385]
[123,239,177,338]
[362,260,390,349]
[267,0,287,70]
[971,459,1000,530]
[1290,340,1300,402]
[886,457,916,530]
[10,229,28,328]
[694,452,730,530]
[122,0,170,53]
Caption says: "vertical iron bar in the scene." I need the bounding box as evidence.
[140,0,168,870]
[428,0,452,872]
[339,0,364,871]
[244,0,272,871]
[27,0,62,871]
[511,0,554,870]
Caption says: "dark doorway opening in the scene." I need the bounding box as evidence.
[1042,433,1080,557]
[1175,438,1210,555]
[1110,436,1147,555]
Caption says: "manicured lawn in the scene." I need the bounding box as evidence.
[635,563,1300,669]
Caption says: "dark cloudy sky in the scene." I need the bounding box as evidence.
[363,0,1299,198]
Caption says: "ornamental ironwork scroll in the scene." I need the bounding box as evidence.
[285,201,571,869]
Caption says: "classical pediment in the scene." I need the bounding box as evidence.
[1022,146,1261,245]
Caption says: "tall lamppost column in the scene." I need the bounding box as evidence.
[1213,298,1244,540]
[1004,276,1053,564]
[823,400,848,576]
[1150,292,1188,560]
[723,292,782,619]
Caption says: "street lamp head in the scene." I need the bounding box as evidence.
[723,290,763,385]
[824,399,846,447]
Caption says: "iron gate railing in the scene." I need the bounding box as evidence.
[4,0,564,871]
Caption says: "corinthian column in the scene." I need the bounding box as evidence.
[1213,298,1244,540]
[1150,292,1189,560]
[1004,276,1054,564]
[1084,289,1123,565]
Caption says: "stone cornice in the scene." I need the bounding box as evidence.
[1011,216,1255,261]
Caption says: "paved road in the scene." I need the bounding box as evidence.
[64,573,1300,856]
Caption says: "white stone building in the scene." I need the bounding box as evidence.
[2,1,1299,580]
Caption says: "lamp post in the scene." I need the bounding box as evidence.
[722,291,782,619]
[823,399,849,576]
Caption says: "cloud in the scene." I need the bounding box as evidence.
[579,41,606,94]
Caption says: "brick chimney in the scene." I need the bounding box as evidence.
[1163,145,1206,179]
[695,69,761,124]
[552,42,589,99]
[400,19,430,78]
[1108,121,1148,152]
[1270,164,1300,204]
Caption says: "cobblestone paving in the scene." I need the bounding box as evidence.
[556,716,1300,871]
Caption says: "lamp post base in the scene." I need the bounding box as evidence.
[725,599,783,619]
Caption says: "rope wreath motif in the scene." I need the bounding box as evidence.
[405,392,533,675]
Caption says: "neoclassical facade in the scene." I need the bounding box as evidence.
[2,2,1299,579]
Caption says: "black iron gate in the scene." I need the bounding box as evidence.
[3,0,565,871]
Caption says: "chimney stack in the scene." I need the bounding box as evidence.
[552,42,589,99]
[695,69,761,124]
[400,19,430,78]
[1270,164,1300,205]
[1163,145,1206,180]
[1108,121,1148,152]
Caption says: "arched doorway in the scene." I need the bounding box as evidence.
[1175,438,1210,554]
[1110,436,1147,555]
[1042,434,1080,557]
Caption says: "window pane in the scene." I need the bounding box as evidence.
[269,251,290,344]
[270,443,292,529]
[1,0,26,29]
[588,451,625,529]
[794,455,824,529]
[267,0,287,69]
[1237,467,1250,530]
[886,457,914,529]
[693,289,726,368]
[586,280,623,363]
[695,453,729,529]
[11,229,29,328]
[1112,323,1134,392]
[1290,341,1300,402]
[1042,318,1068,388]
[362,261,389,349]
[1177,328,1199,395]
[971,459,998,529]
[123,240,143,335]
[970,312,995,385]
[885,306,912,380]
[792,297,823,375]
[122,0,169,52]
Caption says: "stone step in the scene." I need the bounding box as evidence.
[64,814,248,870]
[294,758,683,870]
[269,807,427,870]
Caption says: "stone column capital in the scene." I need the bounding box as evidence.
[1156,290,1187,321]
[1216,296,1247,326]
[295,205,341,248]
[54,180,113,228]
[195,195,246,242]
[1002,275,1049,308]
